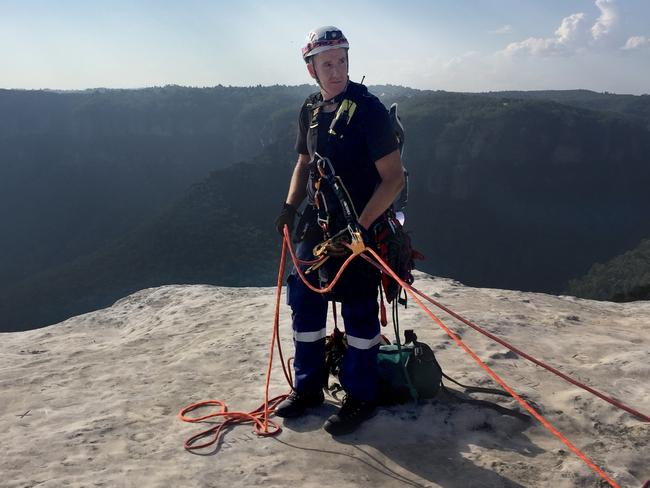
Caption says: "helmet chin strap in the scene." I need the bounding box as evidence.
[308,58,323,86]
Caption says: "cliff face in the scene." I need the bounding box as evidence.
[0,86,310,284]
[2,86,650,331]
[401,94,650,293]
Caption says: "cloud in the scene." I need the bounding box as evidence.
[489,25,512,35]
[591,0,618,40]
[443,51,480,71]
[500,0,623,57]
[622,36,649,50]
[501,13,586,56]
[556,13,589,45]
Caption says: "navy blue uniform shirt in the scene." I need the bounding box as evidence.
[295,81,398,218]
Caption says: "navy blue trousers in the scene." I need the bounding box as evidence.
[287,239,380,402]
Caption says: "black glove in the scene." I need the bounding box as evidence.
[275,202,297,236]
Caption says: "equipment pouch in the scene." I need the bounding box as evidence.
[373,212,423,302]
[377,338,443,405]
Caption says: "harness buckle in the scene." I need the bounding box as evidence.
[347,227,366,256]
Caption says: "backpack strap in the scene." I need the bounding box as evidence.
[441,387,531,421]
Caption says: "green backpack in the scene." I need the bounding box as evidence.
[325,328,443,405]
[325,327,529,419]
[377,330,443,405]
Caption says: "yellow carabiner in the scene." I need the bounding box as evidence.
[347,229,366,256]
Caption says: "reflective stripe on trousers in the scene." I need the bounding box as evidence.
[294,329,327,343]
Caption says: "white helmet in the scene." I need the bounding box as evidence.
[302,26,349,63]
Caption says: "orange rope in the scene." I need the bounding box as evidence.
[178,397,286,450]
[358,248,621,488]
[359,253,650,423]
[410,285,650,422]
[179,227,357,451]
[262,234,288,432]
[179,236,293,450]
[179,227,626,487]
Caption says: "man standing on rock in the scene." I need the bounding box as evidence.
[274,26,405,436]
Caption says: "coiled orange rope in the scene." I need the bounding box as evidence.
[178,236,292,450]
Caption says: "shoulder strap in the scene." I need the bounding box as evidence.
[326,81,366,140]
[388,103,409,216]
[389,103,405,156]
[342,80,367,102]
[304,92,321,158]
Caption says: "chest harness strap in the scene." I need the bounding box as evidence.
[306,153,366,275]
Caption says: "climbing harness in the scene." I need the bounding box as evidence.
[308,153,366,267]
[304,85,417,302]
[306,150,421,307]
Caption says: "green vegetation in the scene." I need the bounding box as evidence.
[477,89,650,127]
[567,239,650,301]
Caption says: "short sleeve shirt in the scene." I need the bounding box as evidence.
[295,82,398,216]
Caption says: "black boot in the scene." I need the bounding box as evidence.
[275,390,325,418]
[323,396,376,436]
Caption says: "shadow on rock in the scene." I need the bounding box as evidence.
[279,392,542,487]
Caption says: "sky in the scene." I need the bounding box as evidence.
[1,0,649,94]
